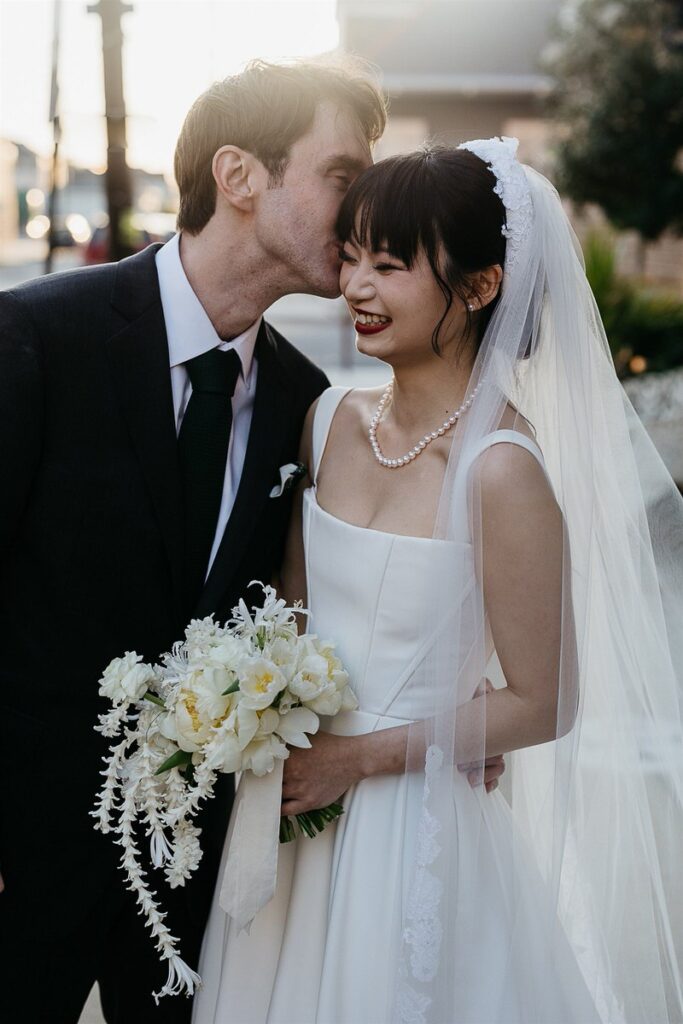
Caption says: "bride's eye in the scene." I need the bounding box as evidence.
[339,250,357,264]
[375,262,402,273]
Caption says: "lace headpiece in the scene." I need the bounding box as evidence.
[457,136,533,272]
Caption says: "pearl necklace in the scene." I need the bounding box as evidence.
[369,379,480,468]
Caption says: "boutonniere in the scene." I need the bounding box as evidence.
[269,462,308,498]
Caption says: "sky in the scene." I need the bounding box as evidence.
[0,0,340,173]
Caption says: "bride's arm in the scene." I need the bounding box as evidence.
[354,442,572,777]
[365,442,570,755]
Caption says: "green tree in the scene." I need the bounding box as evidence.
[546,0,683,241]
[583,231,683,375]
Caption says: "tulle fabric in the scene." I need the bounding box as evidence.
[394,165,683,1024]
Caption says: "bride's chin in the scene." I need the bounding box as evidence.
[355,335,392,361]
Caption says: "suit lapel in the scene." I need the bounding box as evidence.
[196,321,289,617]
[106,246,185,617]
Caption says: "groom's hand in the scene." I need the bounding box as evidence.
[282,732,361,816]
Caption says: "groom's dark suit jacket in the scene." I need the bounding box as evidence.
[0,244,329,940]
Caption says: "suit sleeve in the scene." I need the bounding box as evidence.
[0,290,44,565]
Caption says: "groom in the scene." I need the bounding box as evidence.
[0,59,385,1024]
[0,57,504,1023]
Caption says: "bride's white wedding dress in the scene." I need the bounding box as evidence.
[193,387,602,1024]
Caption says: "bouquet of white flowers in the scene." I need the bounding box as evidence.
[92,583,357,1001]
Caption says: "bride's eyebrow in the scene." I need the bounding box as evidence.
[374,247,404,260]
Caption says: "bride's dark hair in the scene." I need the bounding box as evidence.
[336,143,507,354]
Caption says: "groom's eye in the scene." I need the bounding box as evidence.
[334,175,351,191]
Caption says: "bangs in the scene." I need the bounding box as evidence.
[336,152,439,267]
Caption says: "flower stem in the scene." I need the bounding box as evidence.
[279,802,345,843]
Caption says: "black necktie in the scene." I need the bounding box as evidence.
[178,347,242,609]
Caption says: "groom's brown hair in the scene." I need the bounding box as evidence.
[174,57,387,235]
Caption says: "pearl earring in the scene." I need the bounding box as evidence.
[467,302,475,311]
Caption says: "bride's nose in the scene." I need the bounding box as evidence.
[342,263,375,304]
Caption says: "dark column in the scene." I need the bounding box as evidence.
[88,0,134,262]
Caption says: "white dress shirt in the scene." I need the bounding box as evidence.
[156,233,261,576]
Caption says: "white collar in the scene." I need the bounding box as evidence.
[155,232,260,380]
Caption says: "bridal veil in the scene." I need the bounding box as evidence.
[392,139,683,1023]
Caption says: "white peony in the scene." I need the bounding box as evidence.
[265,636,299,684]
[256,707,281,737]
[289,643,331,702]
[208,730,243,774]
[192,664,235,722]
[99,652,156,704]
[166,690,214,752]
[241,735,289,776]
[162,665,236,753]
[207,634,246,672]
[290,638,354,716]
[239,657,288,711]
[274,706,319,747]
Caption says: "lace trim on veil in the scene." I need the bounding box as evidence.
[397,744,445,1024]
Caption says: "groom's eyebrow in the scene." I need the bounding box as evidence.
[320,154,368,175]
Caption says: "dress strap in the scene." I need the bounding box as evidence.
[474,429,545,469]
[311,386,351,484]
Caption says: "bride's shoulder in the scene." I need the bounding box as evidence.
[299,385,384,469]
[336,384,384,418]
[317,384,386,436]
[475,404,551,503]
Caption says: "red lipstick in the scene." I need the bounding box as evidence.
[355,320,391,336]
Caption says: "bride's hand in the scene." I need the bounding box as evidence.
[282,719,506,815]
[281,732,364,816]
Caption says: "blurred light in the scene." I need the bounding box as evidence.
[26,188,44,208]
[92,165,107,175]
[629,355,648,374]
[65,213,92,244]
[138,186,162,213]
[26,215,50,239]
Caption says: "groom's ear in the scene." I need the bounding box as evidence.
[212,145,265,213]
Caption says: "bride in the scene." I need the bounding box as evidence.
[193,139,683,1023]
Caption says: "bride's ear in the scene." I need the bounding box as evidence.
[212,145,265,213]
[467,265,503,310]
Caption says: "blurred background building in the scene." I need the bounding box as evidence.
[339,0,559,157]
[1,0,682,480]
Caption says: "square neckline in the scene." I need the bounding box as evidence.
[305,485,456,544]
[309,385,545,544]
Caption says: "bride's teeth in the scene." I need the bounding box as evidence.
[357,313,390,325]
